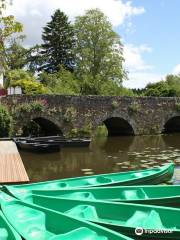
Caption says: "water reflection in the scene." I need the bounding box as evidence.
[20,134,180,183]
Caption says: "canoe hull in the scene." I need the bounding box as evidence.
[5,163,174,192]
[26,185,180,208]
[0,211,21,240]
[16,194,180,240]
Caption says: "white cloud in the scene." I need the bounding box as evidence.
[6,0,145,45]
[123,72,164,89]
[123,43,165,88]
[124,43,153,72]
[172,64,180,75]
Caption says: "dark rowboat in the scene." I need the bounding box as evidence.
[32,136,65,141]
[27,138,91,148]
[15,140,61,153]
[14,136,91,148]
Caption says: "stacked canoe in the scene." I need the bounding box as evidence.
[0,162,180,239]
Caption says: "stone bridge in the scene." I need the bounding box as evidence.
[2,95,180,137]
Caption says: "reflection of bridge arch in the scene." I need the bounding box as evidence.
[96,116,135,136]
[162,115,180,133]
[20,115,64,136]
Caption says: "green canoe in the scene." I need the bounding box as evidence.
[24,185,180,207]
[0,192,132,240]
[5,163,174,191]
[0,210,21,240]
[17,193,180,239]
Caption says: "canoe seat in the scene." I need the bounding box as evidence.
[126,210,148,226]
[142,210,164,229]
[57,182,69,188]
[85,177,112,186]
[49,227,108,240]
[14,206,54,238]
[65,205,98,220]
[133,172,149,177]
[120,189,148,200]
[26,227,53,239]
[61,192,96,200]
[96,176,112,184]
[0,228,8,240]
[45,182,68,189]
[126,210,164,229]
[15,207,46,225]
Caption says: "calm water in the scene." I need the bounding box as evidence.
[20,134,180,183]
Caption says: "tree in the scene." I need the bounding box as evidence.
[25,44,45,73]
[40,9,75,73]
[74,9,126,95]
[39,66,80,95]
[5,69,49,94]
[100,81,134,96]
[0,14,23,70]
[143,74,180,97]
[5,38,28,70]
[0,0,10,15]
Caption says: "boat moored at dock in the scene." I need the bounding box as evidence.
[4,163,174,192]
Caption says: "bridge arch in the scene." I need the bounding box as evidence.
[18,114,64,137]
[95,115,135,136]
[162,115,180,133]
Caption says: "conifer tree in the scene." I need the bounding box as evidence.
[40,9,74,73]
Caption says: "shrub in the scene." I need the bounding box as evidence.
[111,100,119,109]
[64,107,77,123]
[128,103,140,114]
[0,105,12,137]
[14,100,47,118]
[175,103,180,112]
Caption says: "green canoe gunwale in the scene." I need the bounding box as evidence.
[0,192,132,240]
[4,163,174,191]
[26,185,180,207]
[18,193,180,239]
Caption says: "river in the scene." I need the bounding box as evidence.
[19,133,180,183]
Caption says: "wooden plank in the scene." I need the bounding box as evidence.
[0,141,29,183]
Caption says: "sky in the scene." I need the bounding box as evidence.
[6,0,180,88]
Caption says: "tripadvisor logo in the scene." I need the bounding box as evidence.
[135,227,143,236]
[135,227,173,235]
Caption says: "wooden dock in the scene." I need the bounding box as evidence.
[0,141,29,183]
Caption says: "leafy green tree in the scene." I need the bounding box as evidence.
[143,74,180,97]
[0,14,23,70]
[5,39,28,70]
[5,69,49,94]
[0,0,10,15]
[12,79,48,94]
[74,8,126,95]
[100,81,134,96]
[5,69,34,87]
[40,9,75,73]
[39,66,80,95]
[26,44,45,73]
[144,81,171,97]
